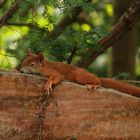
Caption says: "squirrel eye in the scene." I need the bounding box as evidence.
[30,63,36,67]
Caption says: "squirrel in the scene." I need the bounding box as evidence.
[20,49,140,98]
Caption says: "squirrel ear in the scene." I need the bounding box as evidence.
[38,52,44,63]
[27,48,33,55]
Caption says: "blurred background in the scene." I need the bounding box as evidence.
[0,0,140,80]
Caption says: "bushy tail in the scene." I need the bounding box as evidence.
[100,78,140,98]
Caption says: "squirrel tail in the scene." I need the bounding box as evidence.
[100,78,140,98]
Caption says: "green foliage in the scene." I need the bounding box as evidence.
[0,0,113,76]
[18,0,35,15]
[113,72,131,80]
[17,0,95,18]
[40,26,106,63]
[63,0,95,12]
[23,28,47,52]
[1,0,139,78]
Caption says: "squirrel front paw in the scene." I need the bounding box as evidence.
[44,81,53,97]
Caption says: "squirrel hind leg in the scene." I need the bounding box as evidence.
[85,84,101,91]
[73,69,101,88]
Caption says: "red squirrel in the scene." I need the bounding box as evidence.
[20,49,140,98]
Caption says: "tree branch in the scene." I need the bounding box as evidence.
[67,46,77,64]
[0,0,7,8]
[45,7,82,42]
[0,0,19,28]
[3,5,86,41]
[5,21,46,32]
[5,22,33,27]
[45,0,92,42]
[77,0,140,68]
[0,52,22,60]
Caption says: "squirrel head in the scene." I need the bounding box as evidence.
[20,49,45,74]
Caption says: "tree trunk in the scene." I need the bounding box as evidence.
[111,0,138,79]
[0,70,140,139]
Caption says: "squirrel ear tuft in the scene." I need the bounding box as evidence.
[38,52,44,63]
[27,48,33,55]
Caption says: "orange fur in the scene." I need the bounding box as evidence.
[20,51,140,97]
[100,78,140,97]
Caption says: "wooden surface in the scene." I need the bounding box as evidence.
[0,70,140,140]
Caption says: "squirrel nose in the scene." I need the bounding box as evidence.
[20,68,24,72]
[20,68,27,73]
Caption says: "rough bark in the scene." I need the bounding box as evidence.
[111,0,138,79]
[0,70,140,140]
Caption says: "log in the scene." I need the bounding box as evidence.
[0,70,140,140]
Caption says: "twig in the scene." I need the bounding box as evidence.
[67,46,77,64]
[6,22,34,27]
[0,0,19,28]
[0,52,22,60]
[5,21,47,32]
[0,0,7,8]
[123,80,140,84]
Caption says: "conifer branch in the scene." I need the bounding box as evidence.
[45,7,82,42]
[46,0,92,42]
[6,22,33,27]
[5,21,46,32]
